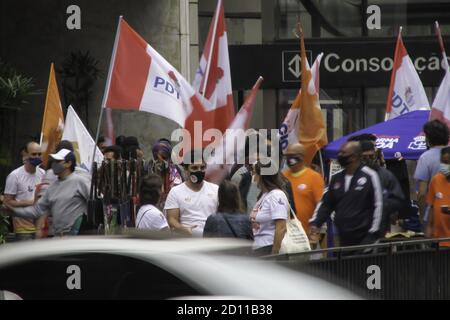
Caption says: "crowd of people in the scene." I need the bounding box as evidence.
[1,119,450,255]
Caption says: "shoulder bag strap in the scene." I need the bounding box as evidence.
[286,197,300,222]
[136,207,154,228]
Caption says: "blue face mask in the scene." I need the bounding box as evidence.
[439,163,450,176]
[28,157,42,167]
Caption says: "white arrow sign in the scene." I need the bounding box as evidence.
[288,54,301,78]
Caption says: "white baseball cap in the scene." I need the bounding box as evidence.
[49,148,72,161]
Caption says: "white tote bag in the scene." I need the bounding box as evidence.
[279,205,311,254]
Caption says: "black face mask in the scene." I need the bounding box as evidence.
[286,156,302,167]
[189,170,205,184]
[337,154,353,167]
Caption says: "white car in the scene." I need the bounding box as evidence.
[0,236,360,300]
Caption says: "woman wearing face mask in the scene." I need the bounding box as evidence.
[4,149,91,236]
[250,159,289,255]
[149,139,183,207]
[164,150,218,237]
[426,147,450,246]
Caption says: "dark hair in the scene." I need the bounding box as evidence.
[423,120,450,147]
[56,140,74,152]
[217,180,244,214]
[104,145,122,160]
[22,141,39,154]
[140,174,163,206]
[441,146,450,158]
[344,141,363,157]
[254,159,287,195]
[360,140,376,152]
[348,133,377,143]
[64,152,76,172]
[122,137,141,160]
[123,136,140,148]
[98,136,105,144]
[116,135,126,147]
[122,145,139,160]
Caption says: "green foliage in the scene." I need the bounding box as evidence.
[0,58,42,111]
[59,51,103,127]
[60,50,102,103]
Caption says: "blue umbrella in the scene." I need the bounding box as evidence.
[323,110,430,160]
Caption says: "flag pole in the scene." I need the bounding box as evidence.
[435,21,449,71]
[385,26,402,121]
[201,0,221,96]
[318,150,325,177]
[91,16,122,169]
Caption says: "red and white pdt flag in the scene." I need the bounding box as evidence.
[191,0,235,133]
[105,17,202,128]
[385,27,429,120]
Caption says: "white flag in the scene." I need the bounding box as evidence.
[430,21,450,129]
[385,28,429,120]
[62,106,104,172]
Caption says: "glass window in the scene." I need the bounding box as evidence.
[0,253,202,300]
[275,0,450,39]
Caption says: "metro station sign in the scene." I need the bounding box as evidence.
[229,36,450,89]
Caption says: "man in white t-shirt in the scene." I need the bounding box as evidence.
[164,150,218,237]
[3,141,45,241]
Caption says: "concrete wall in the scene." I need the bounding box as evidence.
[0,0,183,161]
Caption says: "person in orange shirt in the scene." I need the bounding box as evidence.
[282,143,325,236]
[426,146,450,247]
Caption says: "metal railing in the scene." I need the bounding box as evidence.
[266,237,450,299]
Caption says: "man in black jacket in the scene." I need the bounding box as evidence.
[309,141,383,247]
[358,140,405,237]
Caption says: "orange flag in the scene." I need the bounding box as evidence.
[298,29,327,166]
[40,63,64,167]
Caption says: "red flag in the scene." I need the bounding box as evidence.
[190,0,235,137]
[205,77,263,184]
